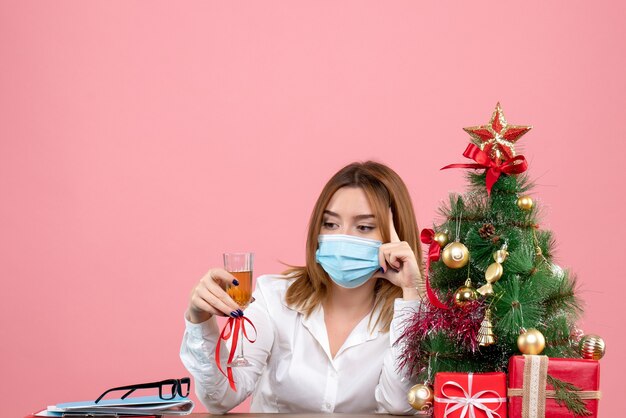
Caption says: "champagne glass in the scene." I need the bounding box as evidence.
[223,252,254,367]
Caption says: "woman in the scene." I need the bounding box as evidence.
[180,161,426,414]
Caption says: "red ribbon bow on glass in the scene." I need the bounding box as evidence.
[420,228,450,310]
[215,315,257,391]
[441,144,528,195]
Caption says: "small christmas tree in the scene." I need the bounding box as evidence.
[400,103,592,394]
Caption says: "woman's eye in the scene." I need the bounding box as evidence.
[322,222,338,229]
[357,225,375,232]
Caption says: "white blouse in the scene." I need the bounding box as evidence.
[180,274,420,415]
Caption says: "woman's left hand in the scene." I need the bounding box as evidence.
[376,210,425,300]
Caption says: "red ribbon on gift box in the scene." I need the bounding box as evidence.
[215,315,257,391]
[441,144,528,196]
[435,373,507,418]
[507,355,601,418]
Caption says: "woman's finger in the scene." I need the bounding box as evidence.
[379,243,405,271]
[197,285,240,317]
[381,242,413,269]
[383,247,414,271]
[388,208,401,243]
[203,268,239,288]
[203,278,241,312]
[379,240,408,271]
[191,291,227,317]
[378,245,387,272]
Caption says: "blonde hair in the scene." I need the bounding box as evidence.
[284,161,423,332]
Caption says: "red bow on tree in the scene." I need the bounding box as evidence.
[441,143,528,195]
[420,228,450,310]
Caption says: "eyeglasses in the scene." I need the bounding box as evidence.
[94,377,190,404]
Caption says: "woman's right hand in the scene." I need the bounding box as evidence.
[186,268,243,323]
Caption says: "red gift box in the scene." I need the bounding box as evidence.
[508,355,601,418]
[434,372,507,418]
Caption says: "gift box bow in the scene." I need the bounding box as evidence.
[435,373,507,418]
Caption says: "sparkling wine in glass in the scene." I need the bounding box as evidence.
[224,252,254,367]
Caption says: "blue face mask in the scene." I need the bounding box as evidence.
[315,234,382,288]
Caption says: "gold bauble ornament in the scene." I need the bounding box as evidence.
[479,247,508,296]
[442,241,469,269]
[493,248,509,264]
[579,334,606,360]
[477,262,503,296]
[517,328,546,355]
[454,279,478,306]
[477,283,494,297]
[434,231,449,248]
[485,262,503,283]
[517,195,534,211]
[407,383,434,411]
[478,309,495,346]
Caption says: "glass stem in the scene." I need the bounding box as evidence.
[238,325,245,359]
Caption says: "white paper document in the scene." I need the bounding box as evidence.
[34,395,194,416]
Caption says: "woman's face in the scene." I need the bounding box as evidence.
[320,186,383,241]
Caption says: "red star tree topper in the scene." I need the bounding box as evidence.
[463,103,532,161]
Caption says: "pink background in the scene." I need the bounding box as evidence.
[1,1,624,416]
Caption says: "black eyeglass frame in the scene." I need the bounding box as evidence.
[94,377,190,404]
